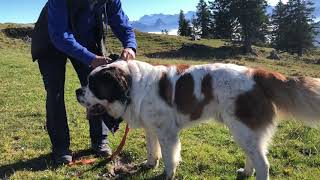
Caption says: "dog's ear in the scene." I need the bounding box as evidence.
[89,68,120,102]
[88,67,131,103]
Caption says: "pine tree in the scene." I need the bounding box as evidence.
[209,0,234,39]
[191,15,201,39]
[195,0,211,38]
[178,10,192,37]
[271,1,289,51]
[271,0,317,56]
[230,0,269,53]
[286,0,316,56]
[161,29,169,35]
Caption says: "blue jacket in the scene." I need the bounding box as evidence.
[48,0,137,65]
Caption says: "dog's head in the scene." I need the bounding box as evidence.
[76,63,131,119]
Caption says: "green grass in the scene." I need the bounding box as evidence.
[1,24,320,179]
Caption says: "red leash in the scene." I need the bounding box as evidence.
[68,158,97,166]
[68,123,130,166]
[109,123,130,160]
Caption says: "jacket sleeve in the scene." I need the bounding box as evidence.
[106,0,137,51]
[47,0,96,65]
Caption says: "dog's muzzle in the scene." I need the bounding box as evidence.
[76,88,84,98]
[76,88,88,107]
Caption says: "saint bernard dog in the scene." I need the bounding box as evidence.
[76,60,320,180]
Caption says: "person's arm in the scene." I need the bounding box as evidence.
[47,0,96,65]
[106,0,137,56]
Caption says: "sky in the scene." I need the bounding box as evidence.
[0,0,287,23]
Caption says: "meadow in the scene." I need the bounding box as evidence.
[0,24,320,179]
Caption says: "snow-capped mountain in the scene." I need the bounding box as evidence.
[131,11,195,33]
[130,3,319,38]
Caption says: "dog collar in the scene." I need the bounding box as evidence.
[119,89,131,118]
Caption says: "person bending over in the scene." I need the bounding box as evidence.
[31,0,137,164]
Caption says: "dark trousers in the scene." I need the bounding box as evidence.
[37,51,109,155]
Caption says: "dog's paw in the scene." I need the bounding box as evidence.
[164,171,175,180]
[139,160,159,170]
[146,159,160,169]
[237,168,254,177]
[152,171,175,180]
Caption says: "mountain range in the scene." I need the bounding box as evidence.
[131,4,319,33]
[130,5,319,46]
[130,6,272,33]
[131,11,195,33]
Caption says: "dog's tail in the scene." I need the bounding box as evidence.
[252,69,320,126]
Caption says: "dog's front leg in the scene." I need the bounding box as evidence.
[145,129,161,168]
[157,131,181,180]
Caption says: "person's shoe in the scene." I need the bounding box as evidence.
[91,143,112,157]
[52,153,72,165]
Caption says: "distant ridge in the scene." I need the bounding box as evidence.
[130,3,319,35]
[131,11,195,33]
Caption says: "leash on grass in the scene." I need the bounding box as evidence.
[68,123,130,166]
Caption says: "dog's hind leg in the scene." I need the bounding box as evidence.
[224,115,274,180]
[145,129,161,168]
[157,131,181,180]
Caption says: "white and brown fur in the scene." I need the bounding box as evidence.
[76,60,320,180]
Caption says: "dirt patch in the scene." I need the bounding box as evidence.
[101,154,145,179]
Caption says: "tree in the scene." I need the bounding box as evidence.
[178,10,192,37]
[161,29,169,35]
[230,0,269,53]
[272,0,317,56]
[271,1,289,51]
[191,15,201,40]
[209,0,234,39]
[195,0,211,38]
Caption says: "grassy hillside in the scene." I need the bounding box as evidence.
[1,24,320,179]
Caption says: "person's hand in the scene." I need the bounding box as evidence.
[120,48,136,61]
[90,55,111,69]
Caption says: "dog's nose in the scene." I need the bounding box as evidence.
[76,88,84,97]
